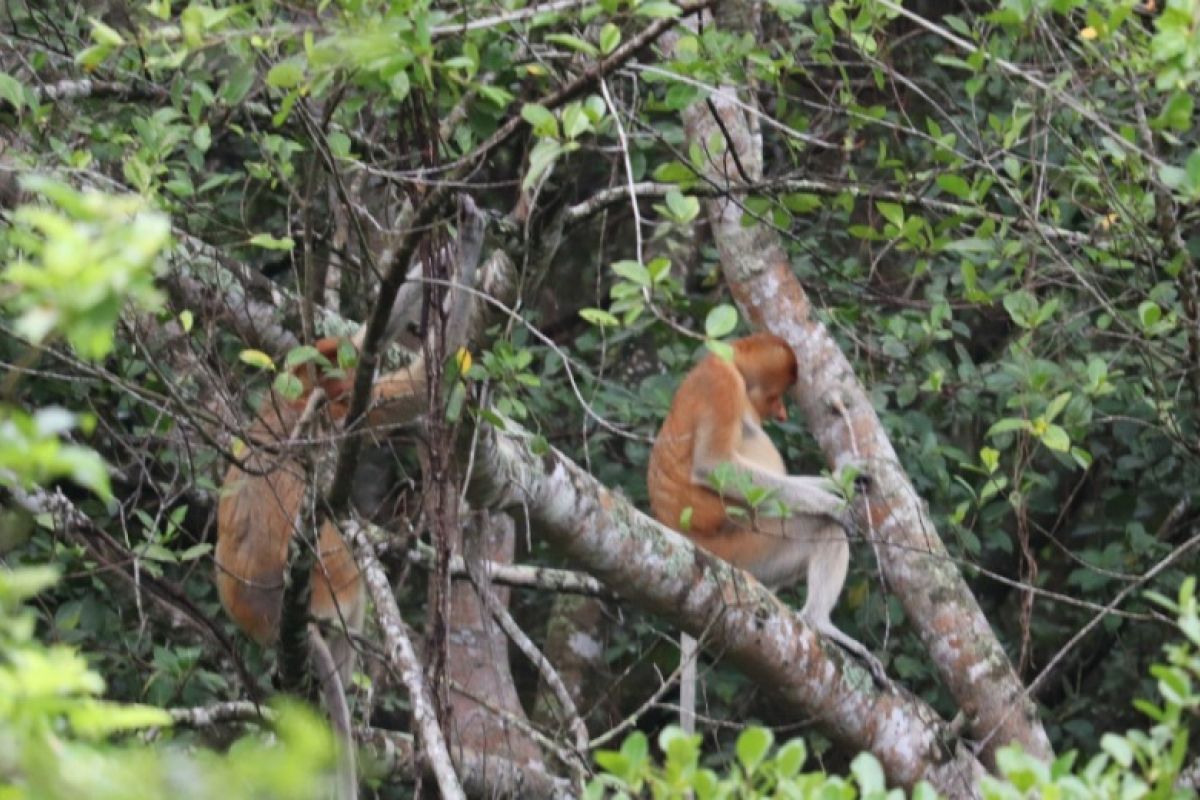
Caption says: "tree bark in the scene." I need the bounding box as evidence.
[467,420,987,795]
[446,511,544,766]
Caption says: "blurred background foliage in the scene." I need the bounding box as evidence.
[1,0,1199,793]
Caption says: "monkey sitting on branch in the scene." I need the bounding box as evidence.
[648,332,885,729]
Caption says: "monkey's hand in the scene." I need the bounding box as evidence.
[834,460,871,492]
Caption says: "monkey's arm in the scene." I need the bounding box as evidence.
[692,453,848,520]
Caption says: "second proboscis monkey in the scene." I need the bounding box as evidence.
[648,332,881,676]
[216,337,366,675]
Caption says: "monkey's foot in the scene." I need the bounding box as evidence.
[852,649,891,691]
[810,619,893,691]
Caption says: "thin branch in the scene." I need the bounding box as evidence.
[464,548,591,765]
[347,522,465,800]
[406,542,609,596]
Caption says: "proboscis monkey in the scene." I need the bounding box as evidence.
[648,333,883,698]
[217,337,364,672]
[216,337,426,676]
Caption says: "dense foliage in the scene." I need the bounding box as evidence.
[2,0,1199,794]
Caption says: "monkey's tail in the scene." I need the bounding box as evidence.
[309,624,358,800]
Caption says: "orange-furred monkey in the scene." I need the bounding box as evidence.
[648,333,881,695]
[217,337,367,671]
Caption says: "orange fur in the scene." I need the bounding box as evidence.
[647,333,798,559]
[216,337,365,645]
[649,332,885,686]
[217,336,428,648]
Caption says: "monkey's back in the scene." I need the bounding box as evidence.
[216,401,362,644]
[647,355,743,537]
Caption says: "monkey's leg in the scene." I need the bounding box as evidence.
[679,632,697,734]
[798,523,889,688]
[309,624,359,800]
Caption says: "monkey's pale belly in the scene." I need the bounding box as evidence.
[738,420,786,475]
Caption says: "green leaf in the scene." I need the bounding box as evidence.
[851,752,886,795]
[647,257,671,283]
[911,782,939,800]
[636,1,682,17]
[0,566,60,603]
[1039,424,1070,452]
[561,103,590,140]
[936,174,971,199]
[178,542,212,561]
[284,345,324,369]
[1138,300,1162,329]
[273,372,303,400]
[389,70,411,101]
[943,237,994,253]
[599,23,621,54]
[987,417,1031,437]
[520,103,558,138]
[76,44,114,71]
[1185,148,1200,196]
[678,506,693,531]
[478,84,514,107]
[620,730,650,772]
[220,62,256,104]
[1154,91,1193,132]
[1003,290,1038,327]
[579,308,620,327]
[89,17,125,46]
[328,131,351,158]
[68,700,172,738]
[238,349,276,371]
[523,138,564,190]
[546,33,598,56]
[664,189,700,222]
[876,201,904,228]
[266,60,305,89]
[1044,391,1071,422]
[249,233,295,251]
[774,739,807,777]
[705,339,734,361]
[611,260,651,287]
[704,304,738,338]
[736,726,773,773]
[192,124,211,152]
[1100,733,1133,768]
[782,192,821,212]
[0,71,24,110]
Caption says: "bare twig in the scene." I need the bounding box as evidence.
[347,521,466,800]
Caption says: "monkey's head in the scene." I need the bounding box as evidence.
[293,337,357,418]
[733,333,798,423]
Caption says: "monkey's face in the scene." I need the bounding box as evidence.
[748,385,789,423]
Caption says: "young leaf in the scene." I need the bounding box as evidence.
[704,304,738,338]
[580,308,620,327]
[239,349,276,371]
[266,60,305,89]
[249,233,294,251]
[546,33,598,56]
[599,23,621,54]
[520,103,559,138]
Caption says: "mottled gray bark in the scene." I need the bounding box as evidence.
[467,421,986,795]
[360,728,574,799]
[446,512,544,766]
